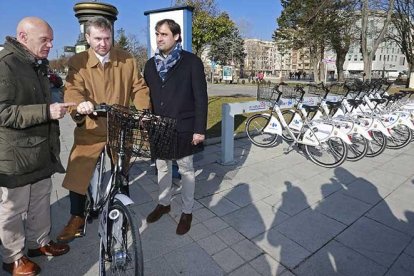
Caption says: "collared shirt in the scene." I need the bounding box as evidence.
[94,51,110,65]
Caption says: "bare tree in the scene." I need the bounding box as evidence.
[360,0,395,80]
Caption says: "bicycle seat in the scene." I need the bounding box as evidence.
[325,101,342,108]
[302,104,320,113]
[347,99,363,107]
[370,98,387,104]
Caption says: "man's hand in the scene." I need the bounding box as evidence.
[49,102,76,120]
[76,101,94,115]
[192,133,205,145]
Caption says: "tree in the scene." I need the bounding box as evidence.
[208,15,246,67]
[389,0,414,87]
[359,0,395,80]
[114,29,148,72]
[174,0,234,56]
[115,28,129,51]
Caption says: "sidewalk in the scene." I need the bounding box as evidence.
[38,115,414,275]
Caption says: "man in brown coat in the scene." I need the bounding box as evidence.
[57,16,150,243]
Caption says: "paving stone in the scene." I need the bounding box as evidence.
[231,239,263,261]
[144,256,177,276]
[314,192,371,225]
[275,208,346,252]
[366,197,414,237]
[340,177,394,205]
[335,216,411,267]
[164,242,224,276]
[198,192,240,216]
[294,240,387,276]
[228,264,261,276]
[405,239,414,257]
[212,247,245,273]
[249,254,286,276]
[385,253,414,276]
[192,207,216,222]
[267,181,312,216]
[202,216,229,233]
[222,201,289,239]
[224,183,270,207]
[188,222,212,241]
[197,235,228,255]
[194,177,234,199]
[253,228,311,269]
[216,227,245,246]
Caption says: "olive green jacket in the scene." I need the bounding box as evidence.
[0,37,64,188]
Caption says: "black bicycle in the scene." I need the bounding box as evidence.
[76,104,177,276]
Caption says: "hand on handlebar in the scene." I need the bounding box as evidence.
[77,101,96,115]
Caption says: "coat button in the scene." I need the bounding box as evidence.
[160,102,164,106]
[161,85,165,88]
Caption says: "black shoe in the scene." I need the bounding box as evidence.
[146,204,171,223]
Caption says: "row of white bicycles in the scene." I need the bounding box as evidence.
[245,79,414,168]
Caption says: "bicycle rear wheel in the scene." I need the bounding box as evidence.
[366,130,386,157]
[305,137,348,168]
[386,124,412,149]
[99,200,143,276]
[347,134,369,162]
[245,114,278,147]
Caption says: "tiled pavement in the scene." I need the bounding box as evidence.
[37,115,414,275]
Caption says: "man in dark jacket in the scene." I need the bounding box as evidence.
[144,19,208,235]
[0,17,74,275]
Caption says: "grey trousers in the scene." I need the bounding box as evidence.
[156,155,195,214]
[0,178,52,263]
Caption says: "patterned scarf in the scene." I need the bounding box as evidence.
[154,43,182,81]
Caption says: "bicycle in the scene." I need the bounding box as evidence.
[245,83,351,168]
[76,104,177,276]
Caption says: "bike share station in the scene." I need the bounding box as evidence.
[219,93,343,165]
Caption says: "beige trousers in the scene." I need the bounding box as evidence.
[0,178,52,263]
[156,155,195,214]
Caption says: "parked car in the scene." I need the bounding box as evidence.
[48,72,63,88]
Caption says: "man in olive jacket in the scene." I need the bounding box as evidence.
[0,17,73,275]
[144,19,208,235]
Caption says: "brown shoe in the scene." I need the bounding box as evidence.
[27,241,70,257]
[2,255,40,276]
[176,213,192,235]
[146,204,171,223]
[56,215,85,244]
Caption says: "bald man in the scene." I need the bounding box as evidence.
[0,17,73,276]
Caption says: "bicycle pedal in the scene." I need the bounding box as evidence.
[283,146,293,153]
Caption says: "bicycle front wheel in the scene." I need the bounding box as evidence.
[386,124,412,149]
[100,200,143,276]
[305,137,348,168]
[366,130,387,157]
[245,114,278,147]
[347,134,369,162]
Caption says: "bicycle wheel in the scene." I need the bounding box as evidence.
[347,134,369,162]
[386,124,412,149]
[99,200,143,276]
[304,137,348,168]
[366,130,387,157]
[281,109,300,142]
[245,114,278,147]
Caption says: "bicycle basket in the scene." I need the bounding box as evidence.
[107,105,151,159]
[142,113,178,160]
[307,83,326,96]
[257,84,278,101]
[326,82,348,96]
[277,83,300,99]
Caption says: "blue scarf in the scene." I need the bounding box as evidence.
[154,43,182,81]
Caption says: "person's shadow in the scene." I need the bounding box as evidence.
[291,167,414,275]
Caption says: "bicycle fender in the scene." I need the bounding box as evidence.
[263,115,282,135]
[115,193,134,206]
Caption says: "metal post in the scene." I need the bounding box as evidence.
[220,103,236,165]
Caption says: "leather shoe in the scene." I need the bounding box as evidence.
[27,241,69,257]
[146,204,171,223]
[176,213,192,235]
[56,215,85,243]
[2,255,40,276]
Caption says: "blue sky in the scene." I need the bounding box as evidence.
[0,0,282,59]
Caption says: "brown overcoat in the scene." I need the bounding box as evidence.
[63,47,150,194]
